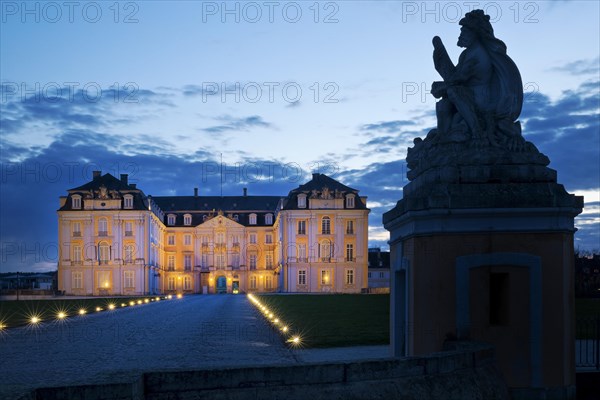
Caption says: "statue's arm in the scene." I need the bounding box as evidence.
[432,36,455,81]
[448,53,479,84]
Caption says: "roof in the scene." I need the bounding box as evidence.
[368,251,390,269]
[151,195,282,227]
[282,173,367,210]
[68,173,136,192]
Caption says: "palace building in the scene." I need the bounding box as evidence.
[57,172,369,295]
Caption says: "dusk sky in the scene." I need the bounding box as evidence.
[1,1,598,272]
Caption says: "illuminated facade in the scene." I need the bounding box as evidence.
[57,172,369,295]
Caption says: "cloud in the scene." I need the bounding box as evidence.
[202,115,273,133]
[551,57,600,76]
[360,119,417,133]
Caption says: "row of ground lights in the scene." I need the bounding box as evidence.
[247,293,301,347]
[0,294,183,331]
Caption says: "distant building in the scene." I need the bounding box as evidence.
[57,172,369,295]
[0,272,55,291]
[367,248,390,292]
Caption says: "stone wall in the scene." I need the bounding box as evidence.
[24,342,509,400]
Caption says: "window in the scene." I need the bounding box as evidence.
[346,244,354,261]
[346,220,354,234]
[184,214,192,226]
[73,222,81,237]
[201,254,208,267]
[265,234,273,244]
[216,232,225,244]
[368,272,372,279]
[184,234,192,246]
[125,222,133,237]
[346,195,355,208]
[298,244,307,262]
[73,245,82,263]
[250,276,257,289]
[123,195,133,209]
[265,213,273,224]
[232,235,240,245]
[184,276,192,290]
[490,273,510,326]
[379,272,385,278]
[72,195,82,209]
[265,253,273,268]
[124,271,135,288]
[98,242,110,264]
[265,275,273,290]
[320,240,331,262]
[72,271,82,289]
[167,277,175,290]
[232,253,240,268]
[125,244,135,263]
[298,270,307,285]
[321,217,331,234]
[297,220,306,235]
[167,255,175,271]
[98,218,108,236]
[168,234,175,246]
[249,233,257,244]
[184,255,192,271]
[321,270,330,285]
[297,194,306,208]
[167,214,176,225]
[249,213,257,225]
[216,254,225,269]
[345,269,355,285]
[97,271,110,289]
[249,255,257,270]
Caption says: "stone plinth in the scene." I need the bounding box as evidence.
[384,141,583,399]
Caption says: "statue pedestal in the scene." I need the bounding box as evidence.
[384,151,582,399]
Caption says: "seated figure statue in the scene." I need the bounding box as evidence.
[428,10,523,148]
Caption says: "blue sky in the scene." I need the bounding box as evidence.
[1,1,599,272]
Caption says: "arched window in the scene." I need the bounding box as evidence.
[72,195,82,209]
[123,194,133,209]
[184,214,192,226]
[167,214,176,225]
[321,216,331,234]
[249,213,257,225]
[98,218,108,236]
[346,194,355,208]
[98,241,110,264]
[265,213,273,225]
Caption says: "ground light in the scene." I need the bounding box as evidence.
[29,316,41,324]
[247,294,302,347]
[79,308,87,315]
[57,312,67,320]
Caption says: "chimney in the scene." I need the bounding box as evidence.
[194,188,198,197]
[243,188,247,196]
[312,173,319,179]
[120,174,128,185]
[93,170,101,179]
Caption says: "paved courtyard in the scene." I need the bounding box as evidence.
[0,295,389,398]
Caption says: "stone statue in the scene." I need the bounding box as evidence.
[407,9,543,175]
[431,10,523,146]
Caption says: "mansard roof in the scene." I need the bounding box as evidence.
[152,196,281,212]
[68,173,137,192]
[282,173,368,210]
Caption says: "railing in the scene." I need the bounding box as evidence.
[345,257,354,262]
[73,231,81,237]
[576,315,600,371]
[98,231,108,237]
[321,257,331,263]
[125,231,133,237]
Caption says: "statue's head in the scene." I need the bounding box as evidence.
[458,10,494,48]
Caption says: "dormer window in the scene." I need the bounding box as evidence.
[183,214,192,226]
[167,214,176,225]
[265,213,273,225]
[202,215,207,222]
[123,194,133,209]
[233,214,239,222]
[249,213,257,225]
[72,195,81,209]
[297,194,307,208]
[346,194,355,208]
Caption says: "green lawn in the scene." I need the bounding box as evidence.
[255,294,390,348]
[0,296,162,329]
